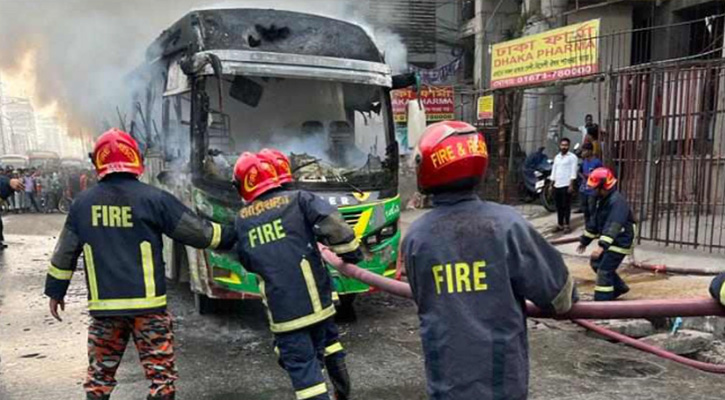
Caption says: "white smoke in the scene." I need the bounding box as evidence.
[0,0,408,134]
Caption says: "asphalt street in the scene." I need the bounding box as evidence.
[0,214,723,400]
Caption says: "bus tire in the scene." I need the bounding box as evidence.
[194,293,216,315]
[335,294,358,323]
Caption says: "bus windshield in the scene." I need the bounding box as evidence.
[200,76,394,191]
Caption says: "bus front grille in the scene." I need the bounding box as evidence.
[342,211,363,228]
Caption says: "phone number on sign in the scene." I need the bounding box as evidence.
[493,65,596,89]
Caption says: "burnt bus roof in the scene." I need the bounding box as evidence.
[148,8,384,64]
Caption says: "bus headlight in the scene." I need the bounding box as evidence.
[364,224,398,248]
[380,225,396,238]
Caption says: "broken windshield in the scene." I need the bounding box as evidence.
[201,76,394,191]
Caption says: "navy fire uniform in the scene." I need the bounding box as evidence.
[402,192,576,400]
[45,174,235,399]
[711,273,725,306]
[234,188,362,400]
[580,190,636,301]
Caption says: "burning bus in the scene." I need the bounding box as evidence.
[127,8,403,313]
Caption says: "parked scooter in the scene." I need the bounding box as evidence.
[522,143,583,212]
[522,147,556,212]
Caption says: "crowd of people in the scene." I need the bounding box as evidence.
[0,166,97,214]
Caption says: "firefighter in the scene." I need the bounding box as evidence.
[0,174,25,248]
[259,148,351,400]
[44,129,235,400]
[401,121,577,400]
[232,151,362,400]
[710,274,725,306]
[577,167,635,301]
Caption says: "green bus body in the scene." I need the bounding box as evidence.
[197,190,401,296]
[191,189,400,297]
[136,9,403,306]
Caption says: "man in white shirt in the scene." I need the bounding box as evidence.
[551,137,578,233]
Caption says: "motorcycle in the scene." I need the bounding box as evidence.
[522,147,556,212]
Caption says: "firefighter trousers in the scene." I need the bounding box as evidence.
[324,320,350,400]
[275,319,333,400]
[85,311,177,399]
[591,251,629,301]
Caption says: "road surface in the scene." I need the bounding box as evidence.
[0,214,722,399]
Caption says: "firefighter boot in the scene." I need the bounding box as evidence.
[326,356,351,400]
[86,394,110,400]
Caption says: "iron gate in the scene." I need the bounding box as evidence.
[606,61,725,252]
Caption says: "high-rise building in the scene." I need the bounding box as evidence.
[0,75,9,154]
[35,115,64,153]
[365,0,460,73]
[1,97,37,155]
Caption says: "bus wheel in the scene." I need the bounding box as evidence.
[194,293,216,315]
[335,294,358,323]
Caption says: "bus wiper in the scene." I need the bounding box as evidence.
[338,178,365,196]
[292,158,320,173]
[293,158,365,195]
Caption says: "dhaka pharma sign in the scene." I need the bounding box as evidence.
[491,19,600,89]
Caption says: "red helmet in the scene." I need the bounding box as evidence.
[587,167,618,190]
[259,148,293,185]
[92,128,144,179]
[415,121,489,193]
[233,152,280,202]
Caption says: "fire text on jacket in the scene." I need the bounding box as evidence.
[91,205,133,228]
[432,261,488,295]
[249,219,287,248]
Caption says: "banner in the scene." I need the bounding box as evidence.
[477,95,494,120]
[491,19,600,89]
[410,59,462,85]
[392,86,455,123]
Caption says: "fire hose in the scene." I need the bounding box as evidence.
[320,246,725,373]
[574,320,725,374]
[547,236,721,276]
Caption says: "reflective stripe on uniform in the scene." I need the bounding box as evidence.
[300,259,322,313]
[209,222,222,249]
[140,241,156,298]
[83,244,99,301]
[269,305,336,333]
[600,235,614,244]
[550,274,575,314]
[296,382,327,400]
[583,230,599,239]
[48,264,73,280]
[608,245,633,255]
[595,286,615,292]
[89,295,167,311]
[332,291,340,302]
[329,239,360,255]
[325,342,344,357]
[720,280,725,306]
[258,278,278,328]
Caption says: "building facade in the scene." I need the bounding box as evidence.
[1,97,37,155]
